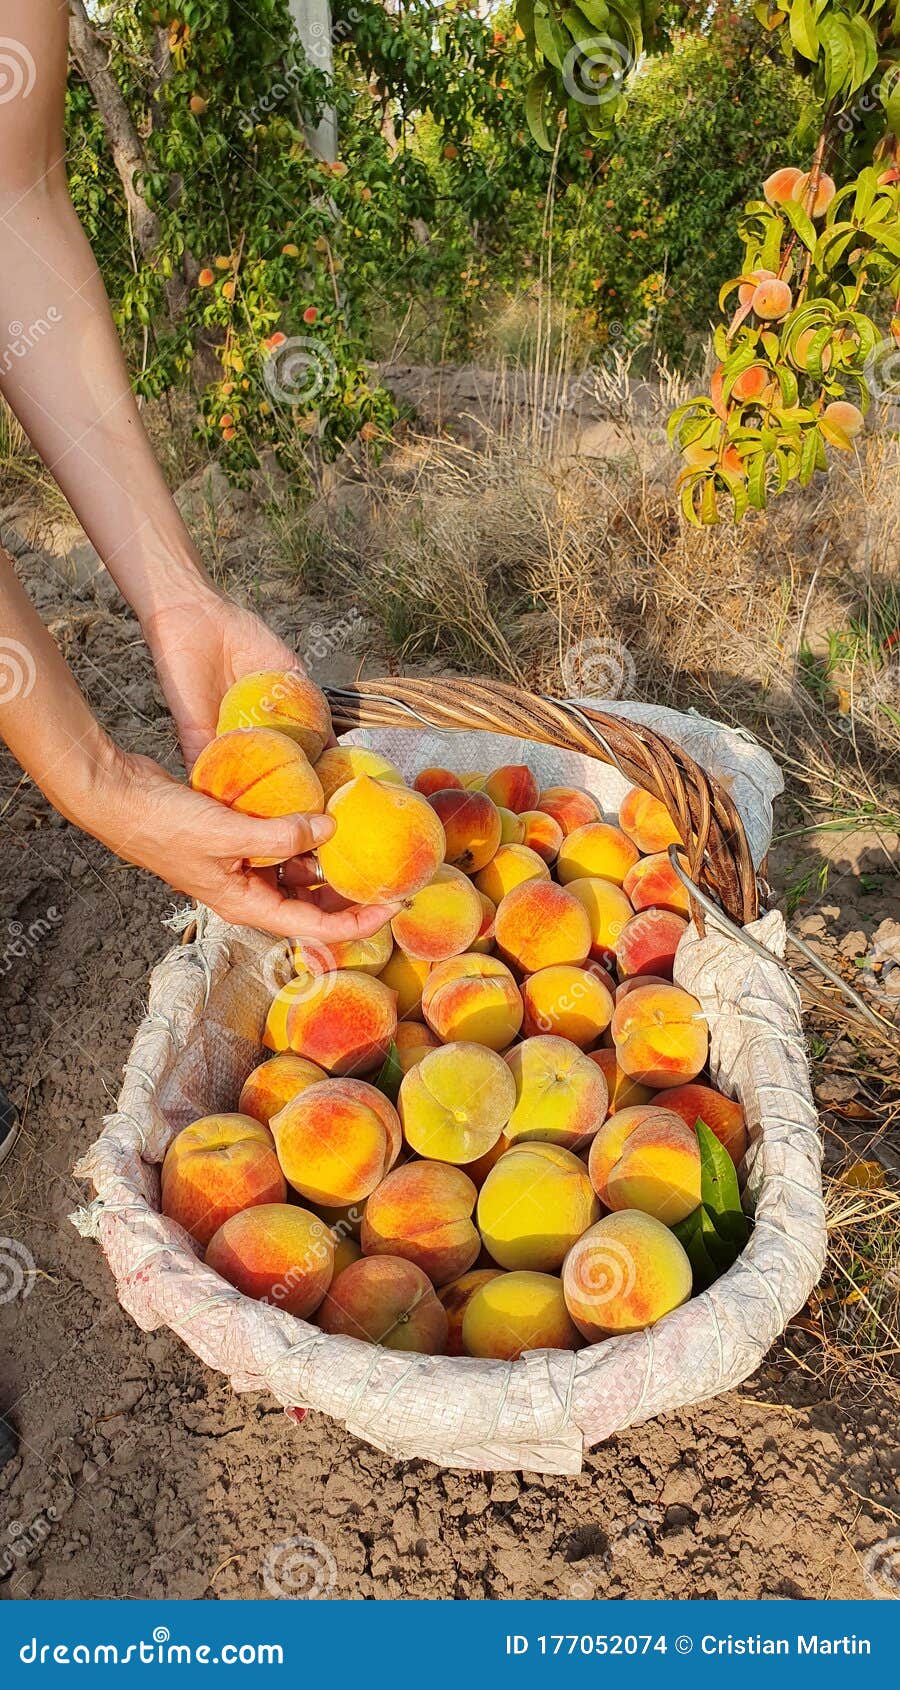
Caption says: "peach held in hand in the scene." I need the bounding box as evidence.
[563,1210,692,1339]
[361,1161,480,1285]
[427,788,502,873]
[216,669,332,762]
[266,969,397,1074]
[611,983,708,1088]
[314,745,404,802]
[205,1202,334,1318]
[239,1052,327,1126]
[399,1041,516,1164]
[462,1271,582,1359]
[161,1114,286,1249]
[421,952,523,1050]
[317,1256,449,1353]
[477,1141,601,1273]
[505,1035,608,1150]
[494,879,592,973]
[190,727,323,865]
[390,864,483,962]
[270,1077,400,1206]
[317,774,445,904]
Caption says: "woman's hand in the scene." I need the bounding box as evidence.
[142,586,316,770]
[86,742,398,941]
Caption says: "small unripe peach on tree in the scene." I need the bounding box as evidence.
[303,306,318,324]
[731,363,770,402]
[823,400,864,440]
[214,255,233,270]
[763,166,804,207]
[282,243,300,257]
[189,93,207,115]
[751,277,792,320]
[222,280,236,300]
[198,267,214,287]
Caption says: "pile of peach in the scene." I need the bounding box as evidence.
[160,670,748,1361]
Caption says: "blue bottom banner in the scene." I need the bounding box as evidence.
[2,1600,899,1686]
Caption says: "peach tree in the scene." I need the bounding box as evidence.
[518,0,900,521]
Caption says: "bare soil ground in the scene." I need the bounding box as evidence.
[1,434,899,1603]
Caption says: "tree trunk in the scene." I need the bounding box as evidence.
[67,0,188,321]
[288,0,339,163]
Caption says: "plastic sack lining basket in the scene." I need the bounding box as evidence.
[72,678,826,1476]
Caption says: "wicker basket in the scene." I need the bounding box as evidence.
[72,680,826,1475]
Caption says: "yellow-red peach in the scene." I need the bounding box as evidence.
[216,669,332,762]
[494,880,592,973]
[497,807,525,844]
[264,977,316,1052]
[483,764,540,813]
[537,786,600,836]
[317,1256,448,1352]
[737,266,775,309]
[205,1201,333,1317]
[462,771,487,790]
[421,953,523,1050]
[390,864,483,962]
[438,1267,503,1355]
[519,809,563,863]
[752,277,792,320]
[271,968,397,1074]
[190,728,323,866]
[763,165,804,207]
[332,1234,363,1277]
[239,1052,326,1126]
[614,909,688,980]
[271,1076,399,1206]
[655,1082,748,1166]
[611,983,708,1089]
[521,964,614,1049]
[477,1141,601,1272]
[413,766,463,796]
[392,1019,441,1073]
[399,1041,516,1163]
[318,775,445,904]
[505,1036,608,1150]
[314,745,404,803]
[470,890,496,954]
[362,1161,480,1285]
[605,1115,702,1224]
[292,923,393,978]
[464,1132,511,1190]
[427,788,502,874]
[792,326,833,373]
[623,851,691,916]
[557,822,640,888]
[563,1210,692,1339]
[161,1114,286,1249]
[792,169,836,217]
[462,1271,582,1359]
[823,399,864,440]
[588,1103,682,1204]
[731,363,770,403]
[565,875,634,966]
[618,787,684,854]
[378,947,430,1018]
[587,1049,653,1116]
[474,844,550,903]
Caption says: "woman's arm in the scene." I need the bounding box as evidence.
[0,0,301,769]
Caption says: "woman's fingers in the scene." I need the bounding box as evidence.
[217,873,399,941]
[214,808,335,866]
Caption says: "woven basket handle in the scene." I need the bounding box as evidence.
[326,677,759,928]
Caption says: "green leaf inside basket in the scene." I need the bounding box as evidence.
[374,1040,404,1104]
[673,1118,751,1292]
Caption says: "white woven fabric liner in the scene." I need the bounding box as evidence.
[72,701,826,1475]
